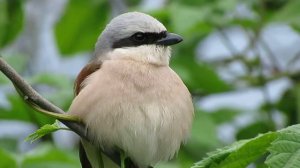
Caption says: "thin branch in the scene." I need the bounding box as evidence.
[0,56,121,166]
[257,0,282,72]
[217,28,240,57]
[0,57,85,134]
[287,49,300,71]
[258,36,282,71]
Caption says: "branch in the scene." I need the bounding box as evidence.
[0,56,121,166]
[217,28,239,57]
[258,36,282,71]
[287,49,300,71]
[0,57,85,135]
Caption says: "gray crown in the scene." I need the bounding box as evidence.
[94,12,167,56]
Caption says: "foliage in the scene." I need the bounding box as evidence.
[265,125,300,168]
[1,0,300,168]
[25,121,69,143]
[0,143,80,168]
[0,148,17,168]
[193,132,277,168]
[0,0,23,48]
[192,124,300,168]
[55,0,110,55]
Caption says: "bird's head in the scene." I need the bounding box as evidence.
[94,12,183,65]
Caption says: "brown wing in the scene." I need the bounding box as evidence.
[74,61,101,168]
[74,60,141,168]
[74,61,102,95]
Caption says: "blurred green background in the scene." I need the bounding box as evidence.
[0,0,300,167]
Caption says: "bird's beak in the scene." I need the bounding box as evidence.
[156,33,183,46]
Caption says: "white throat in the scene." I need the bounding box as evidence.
[106,45,171,66]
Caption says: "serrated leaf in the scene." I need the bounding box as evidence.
[265,132,300,168]
[25,121,67,142]
[192,140,249,168]
[280,124,300,134]
[193,132,277,168]
[217,132,277,168]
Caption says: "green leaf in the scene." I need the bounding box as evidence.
[264,124,300,167]
[193,140,249,168]
[25,121,68,142]
[169,2,209,35]
[265,133,300,168]
[217,133,277,168]
[55,0,109,55]
[269,0,300,29]
[0,148,17,168]
[280,123,300,134]
[0,0,23,48]
[193,132,277,168]
[157,162,180,168]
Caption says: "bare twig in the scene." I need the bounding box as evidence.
[0,56,122,166]
[0,57,86,135]
[217,28,239,57]
[258,36,282,71]
[287,49,300,71]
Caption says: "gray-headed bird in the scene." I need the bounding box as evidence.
[68,12,194,168]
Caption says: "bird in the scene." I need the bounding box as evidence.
[68,11,194,168]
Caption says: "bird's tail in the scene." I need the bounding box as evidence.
[80,139,119,168]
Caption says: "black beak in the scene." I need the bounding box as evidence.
[156,33,183,46]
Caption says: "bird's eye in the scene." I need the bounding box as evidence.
[132,32,146,42]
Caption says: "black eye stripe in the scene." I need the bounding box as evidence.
[112,31,167,49]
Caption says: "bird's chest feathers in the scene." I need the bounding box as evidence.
[81,60,183,128]
[86,60,172,97]
[72,60,193,166]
